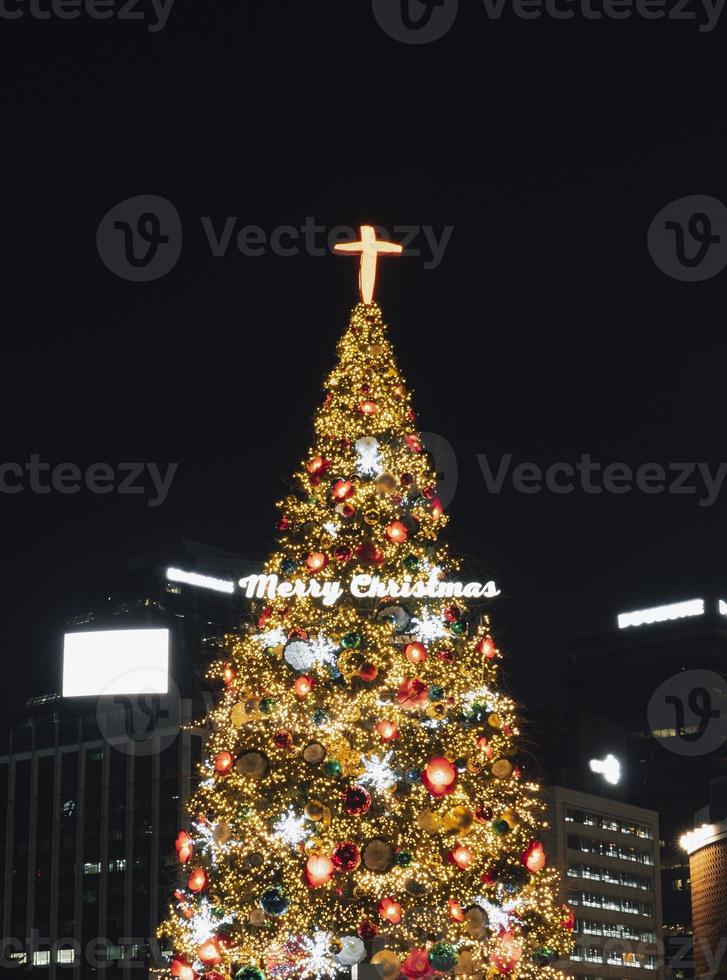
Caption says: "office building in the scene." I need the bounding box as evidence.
[568,597,727,976]
[544,785,664,980]
[0,542,257,977]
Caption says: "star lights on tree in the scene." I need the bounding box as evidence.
[358,751,398,792]
[409,606,448,643]
[273,808,309,847]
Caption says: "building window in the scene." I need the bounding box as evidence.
[33,951,51,966]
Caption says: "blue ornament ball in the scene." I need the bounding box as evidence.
[259,886,289,916]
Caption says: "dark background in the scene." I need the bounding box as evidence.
[1,0,726,725]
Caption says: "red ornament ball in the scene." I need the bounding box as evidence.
[343,785,372,816]
[273,730,293,750]
[334,544,353,562]
[358,919,379,941]
[331,841,361,872]
[357,662,379,682]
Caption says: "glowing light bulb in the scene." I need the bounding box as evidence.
[521,840,547,873]
[477,635,497,660]
[175,830,194,864]
[422,756,457,796]
[331,479,354,501]
[405,641,428,664]
[385,520,408,543]
[375,719,400,742]
[378,897,403,924]
[306,552,328,571]
[449,843,474,870]
[197,938,222,966]
[294,675,315,698]
[187,867,209,893]
[214,752,234,775]
[305,853,336,887]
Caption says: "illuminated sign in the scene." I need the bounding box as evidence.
[680,823,718,855]
[167,566,235,594]
[617,598,704,630]
[164,567,501,608]
[589,754,621,785]
[238,573,501,608]
[62,628,169,697]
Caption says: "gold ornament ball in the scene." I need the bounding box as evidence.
[329,937,343,955]
[212,821,232,844]
[454,950,476,975]
[230,702,250,727]
[491,759,513,779]
[371,950,401,979]
[417,809,442,834]
[501,807,518,827]
[305,800,325,821]
[249,908,266,927]
[443,805,473,833]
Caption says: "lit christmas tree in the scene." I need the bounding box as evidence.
[159,228,574,980]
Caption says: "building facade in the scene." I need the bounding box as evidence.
[0,541,256,976]
[681,820,727,980]
[0,701,200,976]
[544,786,664,980]
[568,598,727,977]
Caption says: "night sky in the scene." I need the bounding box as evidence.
[1,1,727,727]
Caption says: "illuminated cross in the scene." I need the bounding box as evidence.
[334,225,403,304]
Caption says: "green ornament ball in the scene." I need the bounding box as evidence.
[492,819,511,836]
[450,619,467,635]
[532,948,556,966]
[341,631,362,649]
[394,850,413,867]
[403,554,419,571]
[428,685,445,701]
[259,697,277,715]
[428,942,458,972]
[236,967,266,980]
[324,759,342,777]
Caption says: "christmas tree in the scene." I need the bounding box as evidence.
[160,228,574,980]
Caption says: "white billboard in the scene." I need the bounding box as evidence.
[62,628,169,697]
